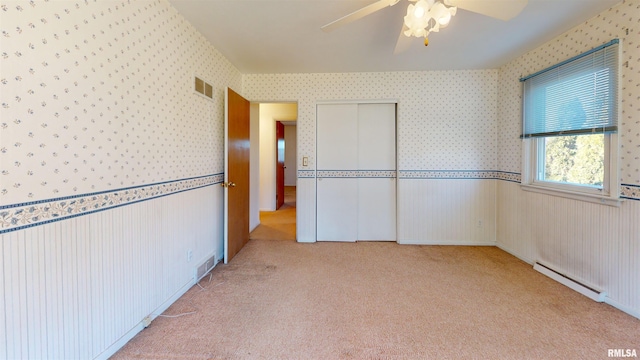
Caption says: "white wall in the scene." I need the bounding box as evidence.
[244,71,499,243]
[258,103,297,211]
[284,125,297,186]
[0,1,242,358]
[250,103,261,231]
[496,0,640,318]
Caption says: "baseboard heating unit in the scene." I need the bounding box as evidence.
[194,253,220,283]
[533,262,607,302]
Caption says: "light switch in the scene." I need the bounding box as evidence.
[303,156,309,167]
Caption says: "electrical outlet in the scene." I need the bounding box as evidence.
[477,220,483,228]
[187,249,193,262]
[143,316,152,328]
[303,156,308,167]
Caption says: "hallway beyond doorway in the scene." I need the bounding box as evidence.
[250,186,296,241]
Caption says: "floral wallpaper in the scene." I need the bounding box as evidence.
[497,0,640,189]
[1,0,241,207]
[243,70,499,172]
[316,171,396,178]
[2,0,638,236]
[0,174,223,234]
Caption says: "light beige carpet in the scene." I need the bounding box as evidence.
[113,241,640,359]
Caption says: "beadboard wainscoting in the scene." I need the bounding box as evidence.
[497,180,640,319]
[296,176,316,243]
[398,178,497,245]
[1,184,224,360]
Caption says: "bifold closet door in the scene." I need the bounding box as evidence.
[316,104,358,241]
[357,103,396,241]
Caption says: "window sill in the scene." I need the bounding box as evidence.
[520,183,623,207]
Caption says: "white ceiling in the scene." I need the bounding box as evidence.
[168,0,621,74]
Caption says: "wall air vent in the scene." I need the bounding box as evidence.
[194,76,213,99]
[194,253,219,283]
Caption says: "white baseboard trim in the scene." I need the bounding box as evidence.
[250,221,260,233]
[296,238,315,243]
[397,239,496,246]
[94,279,195,360]
[495,243,535,264]
[296,233,316,243]
[604,297,640,320]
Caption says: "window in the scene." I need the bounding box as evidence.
[520,40,621,205]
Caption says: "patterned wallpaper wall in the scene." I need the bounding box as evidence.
[4,0,636,233]
[497,0,640,188]
[243,70,498,172]
[1,0,242,207]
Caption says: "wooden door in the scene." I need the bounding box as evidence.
[224,88,250,264]
[276,121,285,210]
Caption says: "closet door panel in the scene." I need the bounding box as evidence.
[317,104,358,170]
[316,178,358,242]
[317,104,359,241]
[357,103,396,241]
[316,103,397,243]
[358,178,397,241]
[358,103,396,170]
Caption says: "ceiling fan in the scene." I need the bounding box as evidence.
[321,0,528,52]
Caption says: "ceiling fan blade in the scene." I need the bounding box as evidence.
[321,0,397,32]
[393,25,413,55]
[447,0,528,21]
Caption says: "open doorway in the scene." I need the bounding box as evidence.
[249,102,297,241]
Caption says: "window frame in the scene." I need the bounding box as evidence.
[521,133,620,206]
[520,40,622,207]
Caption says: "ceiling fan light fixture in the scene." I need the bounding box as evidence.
[403,0,456,40]
[322,0,528,53]
[438,13,451,26]
[404,0,429,37]
[413,3,426,18]
[430,2,446,19]
[438,5,456,26]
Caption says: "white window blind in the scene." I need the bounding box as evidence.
[521,39,619,138]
